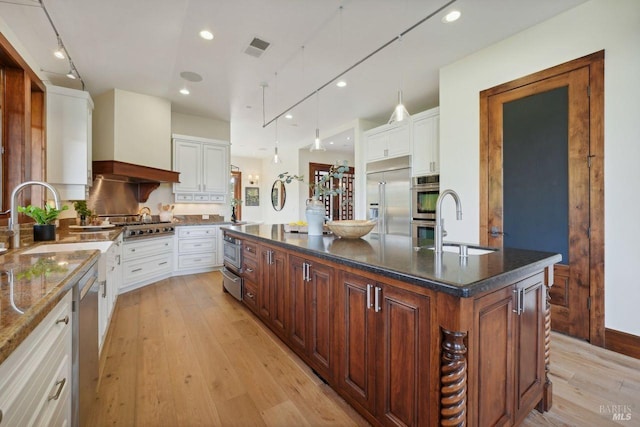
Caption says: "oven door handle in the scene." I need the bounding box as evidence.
[222,267,241,283]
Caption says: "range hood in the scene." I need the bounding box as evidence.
[92,160,180,202]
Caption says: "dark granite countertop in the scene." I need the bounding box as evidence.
[0,248,99,364]
[223,224,562,298]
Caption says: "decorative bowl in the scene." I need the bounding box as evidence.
[326,220,376,239]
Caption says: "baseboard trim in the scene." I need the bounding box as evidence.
[605,328,640,359]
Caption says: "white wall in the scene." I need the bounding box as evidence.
[172,112,230,141]
[439,0,640,336]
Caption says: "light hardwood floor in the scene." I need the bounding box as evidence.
[89,272,640,426]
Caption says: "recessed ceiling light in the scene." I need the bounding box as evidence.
[285,113,293,119]
[329,141,334,145]
[199,30,214,40]
[442,10,461,23]
[336,80,347,88]
[180,88,190,95]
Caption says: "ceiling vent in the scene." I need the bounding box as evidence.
[244,37,270,58]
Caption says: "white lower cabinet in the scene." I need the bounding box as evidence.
[121,236,173,293]
[99,235,122,353]
[174,225,223,275]
[0,291,72,426]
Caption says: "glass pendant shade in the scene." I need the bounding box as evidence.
[388,90,410,124]
[310,128,326,152]
[272,146,282,164]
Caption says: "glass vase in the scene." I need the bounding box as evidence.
[305,198,325,236]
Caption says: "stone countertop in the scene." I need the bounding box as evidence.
[0,248,100,365]
[223,224,562,298]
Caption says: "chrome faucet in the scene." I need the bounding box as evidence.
[9,181,61,249]
[434,189,463,254]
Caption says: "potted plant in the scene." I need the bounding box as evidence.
[73,200,92,226]
[18,204,69,241]
[279,162,350,235]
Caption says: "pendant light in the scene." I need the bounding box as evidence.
[310,91,326,152]
[388,35,410,124]
[272,118,282,164]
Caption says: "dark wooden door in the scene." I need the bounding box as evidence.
[307,260,334,378]
[484,66,591,340]
[288,255,307,354]
[338,272,377,413]
[474,285,515,426]
[270,247,288,337]
[375,284,432,427]
[515,273,545,421]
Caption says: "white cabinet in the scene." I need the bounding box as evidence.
[98,235,122,353]
[364,123,410,163]
[0,291,72,426]
[121,237,173,293]
[172,134,230,203]
[174,225,222,274]
[411,107,440,176]
[46,84,94,200]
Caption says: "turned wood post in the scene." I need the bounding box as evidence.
[441,328,467,426]
[541,283,553,411]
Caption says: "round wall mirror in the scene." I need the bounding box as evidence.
[271,179,286,211]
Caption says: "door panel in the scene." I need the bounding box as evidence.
[308,261,333,375]
[485,67,591,340]
[288,256,307,353]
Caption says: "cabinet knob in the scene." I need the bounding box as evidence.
[55,315,69,325]
[48,378,67,401]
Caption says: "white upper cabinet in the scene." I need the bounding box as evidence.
[411,107,439,176]
[364,122,410,163]
[172,134,229,203]
[46,85,94,200]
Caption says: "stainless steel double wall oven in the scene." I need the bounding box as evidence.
[411,174,439,240]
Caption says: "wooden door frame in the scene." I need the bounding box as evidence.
[479,51,605,346]
[231,170,242,220]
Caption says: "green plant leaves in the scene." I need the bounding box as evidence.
[18,204,69,225]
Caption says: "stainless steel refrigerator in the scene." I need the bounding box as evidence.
[366,156,411,236]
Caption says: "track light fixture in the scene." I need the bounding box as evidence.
[53,36,65,59]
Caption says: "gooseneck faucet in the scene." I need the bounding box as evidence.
[434,189,463,254]
[9,181,61,249]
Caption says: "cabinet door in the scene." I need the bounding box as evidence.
[202,143,228,194]
[515,273,545,418]
[288,255,308,354]
[375,284,433,427]
[474,285,515,427]
[258,247,271,320]
[307,260,334,378]
[338,272,377,413]
[366,131,390,162]
[386,124,410,158]
[411,111,439,176]
[174,140,201,192]
[270,248,288,337]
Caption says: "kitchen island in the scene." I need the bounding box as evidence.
[223,223,561,427]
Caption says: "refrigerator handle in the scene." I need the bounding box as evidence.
[379,181,386,234]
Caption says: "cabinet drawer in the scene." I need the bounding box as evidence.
[243,240,258,260]
[123,253,173,283]
[194,194,209,201]
[243,280,258,312]
[0,292,72,426]
[209,195,225,203]
[178,226,217,238]
[123,237,173,261]
[31,344,71,426]
[178,239,216,253]
[242,256,259,283]
[178,253,217,269]
[175,193,194,202]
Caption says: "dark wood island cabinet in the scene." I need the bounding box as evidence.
[224,224,560,427]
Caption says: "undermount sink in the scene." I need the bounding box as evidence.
[21,241,113,255]
[419,243,498,256]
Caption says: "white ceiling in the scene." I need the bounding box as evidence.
[1,0,587,158]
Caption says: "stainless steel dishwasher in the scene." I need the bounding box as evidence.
[72,260,99,427]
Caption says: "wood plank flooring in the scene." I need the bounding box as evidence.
[89,272,640,426]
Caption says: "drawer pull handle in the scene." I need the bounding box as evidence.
[159,261,168,266]
[131,248,136,252]
[194,244,202,247]
[246,292,254,299]
[132,268,143,273]
[194,259,201,262]
[48,378,66,401]
[55,315,69,325]
[245,268,253,273]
